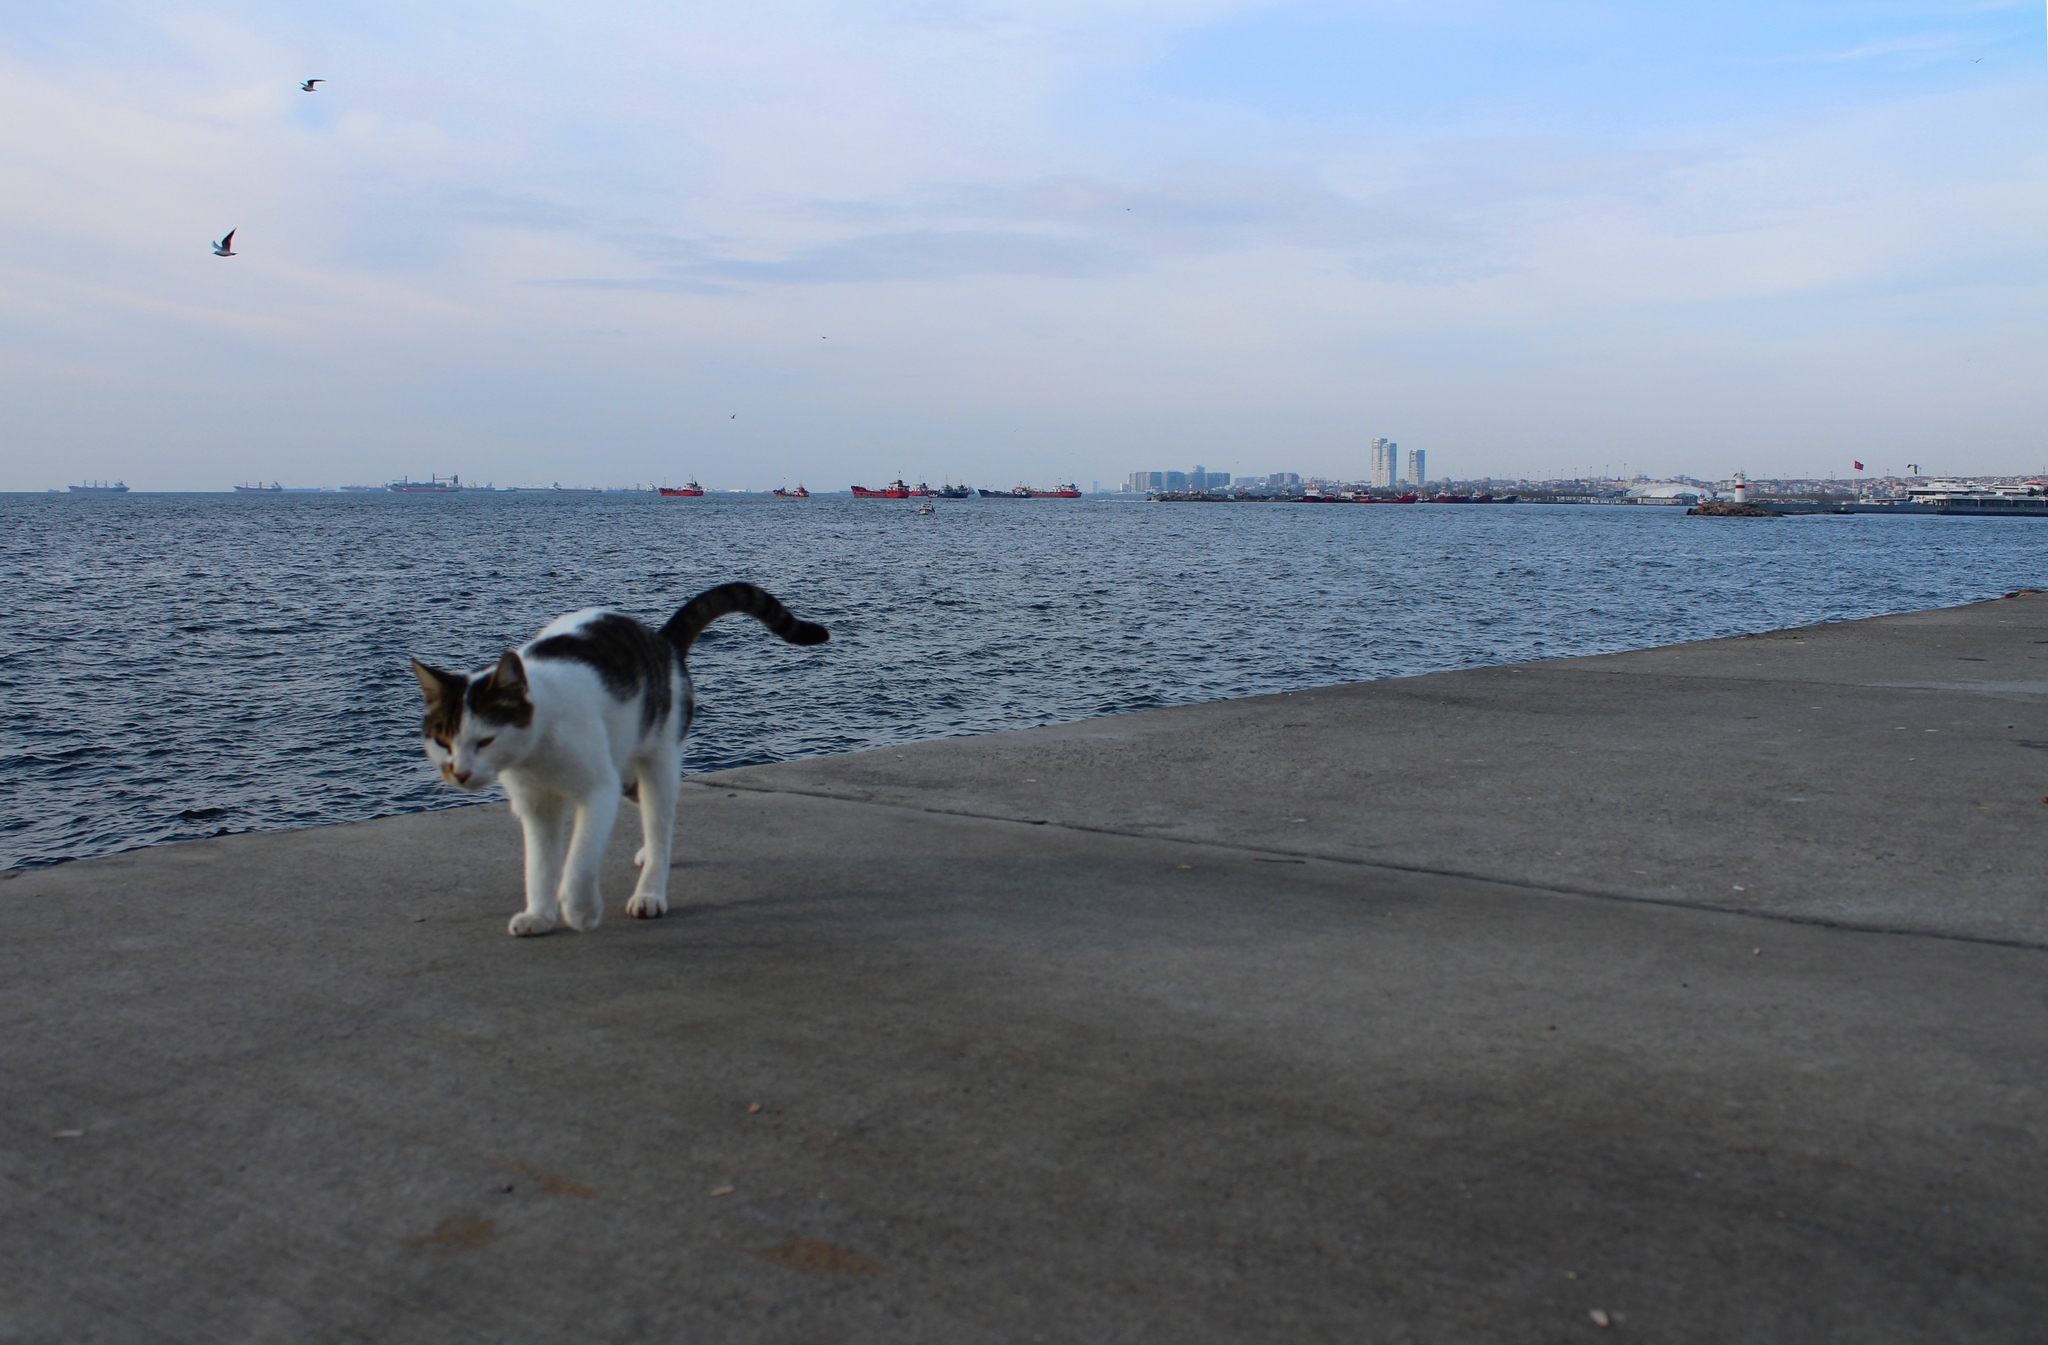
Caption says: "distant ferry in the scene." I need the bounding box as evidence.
[977,483,1082,499]
[770,485,810,499]
[1767,483,2048,517]
[659,480,705,498]
[235,482,283,493]
[387,475,463,493]
[69,481,130,494]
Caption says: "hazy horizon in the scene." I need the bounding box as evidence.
[5,2,2045,492]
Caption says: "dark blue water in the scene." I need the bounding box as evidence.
[3,492,2040,869]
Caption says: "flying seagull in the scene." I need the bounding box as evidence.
[301,78,323,91]
[212,229,236,257]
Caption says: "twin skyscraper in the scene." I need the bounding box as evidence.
[1371,438,1425,488]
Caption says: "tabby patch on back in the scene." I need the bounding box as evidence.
[411,582,828,936]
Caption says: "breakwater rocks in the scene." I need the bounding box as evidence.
[1687,499,1777,516]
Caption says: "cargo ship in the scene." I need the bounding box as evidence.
[387,475,463,493]
[234,482,283,493]
[552,482,603,494]
[852,480,933,498]
[68,481,129,494]
[770,485,811,499]
[659,480,705,498]
[933,483,972,499]
[977,483,1082,498]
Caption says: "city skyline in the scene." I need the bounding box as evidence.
[4,2,2045,492]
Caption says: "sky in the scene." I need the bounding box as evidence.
[2,1,2044,490]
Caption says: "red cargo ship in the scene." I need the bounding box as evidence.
[976,483,1083,498]
[659,480,704,497]
[852,480,937,498]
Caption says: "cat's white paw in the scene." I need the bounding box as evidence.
[625,892,668,920]
[507,911,557,937]
[562,902,603,933]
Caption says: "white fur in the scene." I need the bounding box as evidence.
[422,609,689,937]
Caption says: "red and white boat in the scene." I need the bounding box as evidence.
[659,480,705,498]
[770,485,811,499]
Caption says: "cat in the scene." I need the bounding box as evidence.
[411,582,828,936]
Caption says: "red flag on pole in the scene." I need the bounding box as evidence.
[1853,461,1864,471]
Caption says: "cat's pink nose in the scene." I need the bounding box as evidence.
[454,769,472,784]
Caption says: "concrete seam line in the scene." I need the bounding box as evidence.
[701,782,2048,955]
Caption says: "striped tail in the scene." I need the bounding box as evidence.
[659,583,830,659]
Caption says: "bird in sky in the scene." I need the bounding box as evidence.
[212,229,236,257]
[301,78,323,91]
[730,414,737,419]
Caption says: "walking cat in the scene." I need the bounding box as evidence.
[411,583,828,936]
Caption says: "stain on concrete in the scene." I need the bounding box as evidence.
[748,1237,884,1276]
[406,1215,497,1249]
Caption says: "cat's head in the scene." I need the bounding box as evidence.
[410,651,537,792]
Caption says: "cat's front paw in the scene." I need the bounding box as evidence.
[633,845,648,868]
[562,901,603,933]
[625,892,668,920]
[507,911,558,937]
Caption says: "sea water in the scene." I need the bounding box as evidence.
[3,491,2039,868]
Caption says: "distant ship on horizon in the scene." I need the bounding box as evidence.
[387,475,465,493]
[978,483,1082,499]
[234,482,283,493]
[68,481,129,494]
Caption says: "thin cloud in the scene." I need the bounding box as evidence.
[1811,32,1971,63]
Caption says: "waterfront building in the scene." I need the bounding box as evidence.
[1269,472,1302,489]
[1127,471,1165,493]
[1404,448,1426,487]
[1371,439,1398,488]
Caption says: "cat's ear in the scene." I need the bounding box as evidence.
[485,649,528,693]
[411,659,465,707]
[472,650,535,727]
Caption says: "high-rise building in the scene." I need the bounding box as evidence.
[1269,472,1302,489]
[1404,448,1426,487]
[1165,471,1189,491]
[1371,438,1397,488]
[1127,471,1165,492]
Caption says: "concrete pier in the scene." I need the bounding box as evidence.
[4,594,2044,1343]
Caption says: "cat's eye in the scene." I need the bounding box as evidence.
[476,736,496,749]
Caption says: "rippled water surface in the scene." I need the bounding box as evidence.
[4,491,2040,867]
